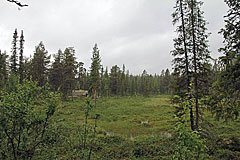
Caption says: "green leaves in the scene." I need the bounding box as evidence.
[0,77,58,159]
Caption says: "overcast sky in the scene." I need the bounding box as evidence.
[0,0,228,74]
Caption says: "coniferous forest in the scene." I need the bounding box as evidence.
[0,0,240,159]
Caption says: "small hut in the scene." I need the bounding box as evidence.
[72,90,88,97]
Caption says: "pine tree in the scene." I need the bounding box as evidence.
[19,30,24,83]
[10,29,18,75]
[30,42,50,86]
[89,43,101,107]
[49,49,64,91]
[62,47,77,100]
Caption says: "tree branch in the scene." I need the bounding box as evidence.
[6,0,28,7]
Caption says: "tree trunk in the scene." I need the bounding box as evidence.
[191,0,199,130]
[180,0,195,130]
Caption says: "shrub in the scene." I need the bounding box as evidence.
[0,77,59,159]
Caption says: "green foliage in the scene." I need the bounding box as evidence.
[172,99,209,160]
[19,30,25,83]
[207,0,240,121]
[30,41,50,86]
[10,28,18,75]
[61,47,78,99]
[0,50,8,90]
[94,136,133,159]
[172,122,209,160]
[219,0,240,65]
[109,65,120,95]
[49,49,64,91]
[171,0,212,130]
[206,58,240,120]
[0,77,59,159]
[89,43,101,92]
[65,99,100,159]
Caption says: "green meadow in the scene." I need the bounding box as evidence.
[55,95,240,138]
[49,95,240,159]
[54,95,175,137]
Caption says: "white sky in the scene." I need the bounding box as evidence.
[0,0,228,74]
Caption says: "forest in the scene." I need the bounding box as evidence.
[0,0,240,159]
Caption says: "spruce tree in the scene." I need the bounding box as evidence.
[125,69,130,95]
[62,47,77,100]
[0,50,4,89]
[163,69,170,94]
[109,65,120,95]
[171,0,211,130]
[189,0,211,129]
[49,49,64,91]
[121,64,126,96]
[171,0,194,130]
[207,0,240,121]
[19,30,24,83]
[102,67,110,97]
[219,0,240,66]
[10,29,18,75]
[89,43,101,107]
[30,42,50,86]
[0,51,8,90]
[77,62,85,90]
[141,70,151,96]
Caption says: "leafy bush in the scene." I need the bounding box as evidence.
[0,77,59,159]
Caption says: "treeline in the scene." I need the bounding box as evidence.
[0,32,172,98]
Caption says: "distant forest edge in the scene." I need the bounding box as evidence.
[0,32,173,98]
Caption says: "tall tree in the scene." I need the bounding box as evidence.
[30,42,50,86]
[61,47,77,99]
[189,0,211,129]
[102,67,110,97]
[163,69,171,94]
[171,0,194,130]
[10,29,18,75]
[49,49,64,91]
[219,0,240,66]
[109,65,120,95]
[89,43,101,108]
[207,0,240,121]
[141,70,151,96]
[19,30,24,83]
[77,62,85,90]
[0,51,8,89]
[121,64,126,96]
[171,0,211,130]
